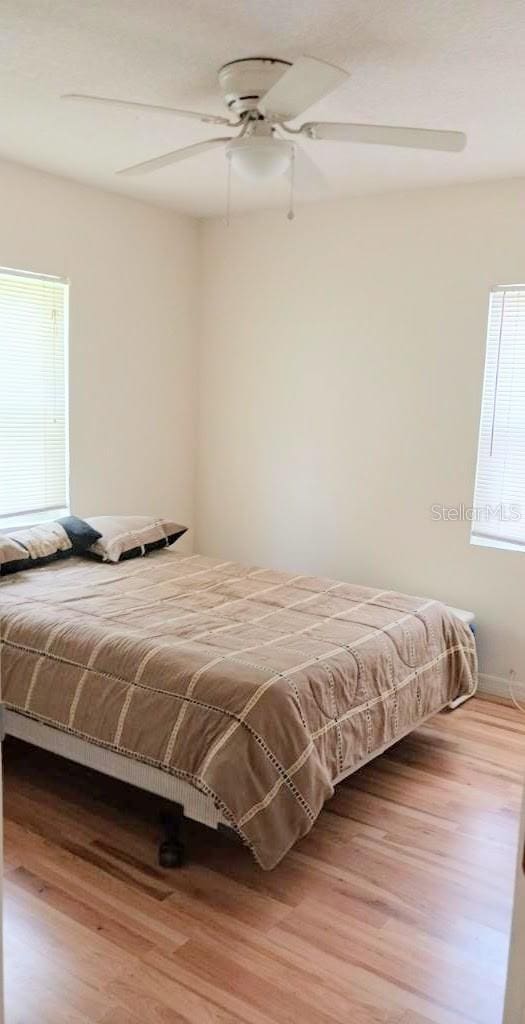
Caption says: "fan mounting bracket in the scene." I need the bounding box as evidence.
[218,57,291,116]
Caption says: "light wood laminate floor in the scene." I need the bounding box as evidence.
[3,696,525,1024]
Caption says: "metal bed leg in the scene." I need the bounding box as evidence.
[448,622,478,710]
[448,691,476,710]
[448,677,479,710]
[159,805,185,868]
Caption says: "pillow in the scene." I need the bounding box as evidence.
[0,535,30,576]
[85,515,187,563]
[8,521,72,562]
[0,516,102,576]
[57,515,103,554]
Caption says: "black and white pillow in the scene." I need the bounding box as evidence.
[85,515,187,563]
[0,516,102,576]
[0,535,30,576]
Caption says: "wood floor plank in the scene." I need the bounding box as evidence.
[6,865,158,958]
[4,696,525,1024]
[271,897,502,1023]
[105,960,248,1024]
[171,937,390,1024]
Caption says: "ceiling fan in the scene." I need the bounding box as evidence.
[63,55,466,201]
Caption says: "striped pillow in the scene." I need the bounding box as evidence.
[85,515,187,563]
[0,535,29,576]
[0,516,102,576]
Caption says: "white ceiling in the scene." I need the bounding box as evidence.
[3,0,525,218]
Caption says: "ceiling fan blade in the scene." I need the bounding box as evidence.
[301,121,466,152]
[288,144,328,194]
[62,93,231,126]
[116,137,232,176]
[259,56,348,122]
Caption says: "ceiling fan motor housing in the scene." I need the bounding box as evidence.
[218,57,291,115]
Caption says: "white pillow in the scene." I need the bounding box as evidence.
[86,515,187,563]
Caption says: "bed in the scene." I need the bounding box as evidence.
[0,549,477,869]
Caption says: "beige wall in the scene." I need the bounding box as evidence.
[0,158,197,548]
[196,179,525,681]
[4,158,523,680]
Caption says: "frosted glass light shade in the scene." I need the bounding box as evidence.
[226,137,293,181]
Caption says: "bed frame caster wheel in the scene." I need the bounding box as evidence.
[159,839,185,869]
[158,808,185,869]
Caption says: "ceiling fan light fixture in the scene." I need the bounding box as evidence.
[226,136,293,181]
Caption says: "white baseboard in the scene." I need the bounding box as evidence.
[478,672,525,703]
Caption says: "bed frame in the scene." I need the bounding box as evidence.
[4,605,477,867]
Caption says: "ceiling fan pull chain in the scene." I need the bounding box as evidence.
[287,146,296,221]
[225,156,232,227]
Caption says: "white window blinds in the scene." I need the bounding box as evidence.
[471,286,525,550]
[0,268,69,525]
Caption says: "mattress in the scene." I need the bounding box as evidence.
[0,550,477,868]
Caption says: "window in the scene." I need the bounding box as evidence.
[471,285,525,551]
[0,268,69,528]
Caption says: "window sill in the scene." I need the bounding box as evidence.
[471,534,525,554]
[0,508,70,532]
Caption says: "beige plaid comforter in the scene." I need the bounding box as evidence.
[0,551,477,868]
